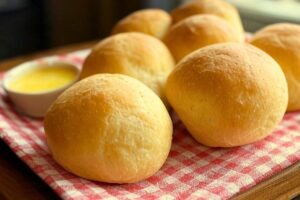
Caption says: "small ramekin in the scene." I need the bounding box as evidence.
[2,59,80,118]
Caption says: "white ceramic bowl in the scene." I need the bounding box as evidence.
[2,59,80,118]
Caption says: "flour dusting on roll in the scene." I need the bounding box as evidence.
[250,23,300,112]
[166,43,288,147]
[163,14,241,62]
[112,9,171,39]
[81,32,175,105]
[171,0,244,40]
[45,74,173,183]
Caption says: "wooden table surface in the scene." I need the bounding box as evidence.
[0,41,300,200]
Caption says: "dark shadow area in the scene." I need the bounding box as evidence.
[0,0,181,60]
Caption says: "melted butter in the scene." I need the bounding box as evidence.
[9,66,77,93]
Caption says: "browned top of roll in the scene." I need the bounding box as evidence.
[112,9,171,39]
[163,14,241,62]
[250,23,300,111]
[171,0,244,39]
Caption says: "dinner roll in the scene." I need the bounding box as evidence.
[44,74,173,183]
[166,43,288,147]
[250,23,300,111]
[171,0,244,40]
[163,14,241,62]
[81,32,175,104]
[112,9,171,39]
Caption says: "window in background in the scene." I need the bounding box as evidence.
[227,0,300,32]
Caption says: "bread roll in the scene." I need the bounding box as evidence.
[166,43,288,147]
[112,9,171,39]
[250,23,300,112]
[44,74,173,183]
[171,0,244,40]
[81,32,175,104]
[163,14,241,62]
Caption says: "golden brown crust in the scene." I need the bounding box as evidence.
[163,14,241,62]
[112,9,171,39]
[44,74,173,183]
[81,32,175,104]
[171,0,244,40]
[250,23,300,111]
[166,43,288,147]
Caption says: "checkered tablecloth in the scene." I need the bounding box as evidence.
[0,50,300,200]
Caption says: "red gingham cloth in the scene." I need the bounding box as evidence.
[0,50,300,200]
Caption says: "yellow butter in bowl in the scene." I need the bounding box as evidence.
[9,65,77,93]
[3,60,80,117]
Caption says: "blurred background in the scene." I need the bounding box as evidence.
[0,0,299,60]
